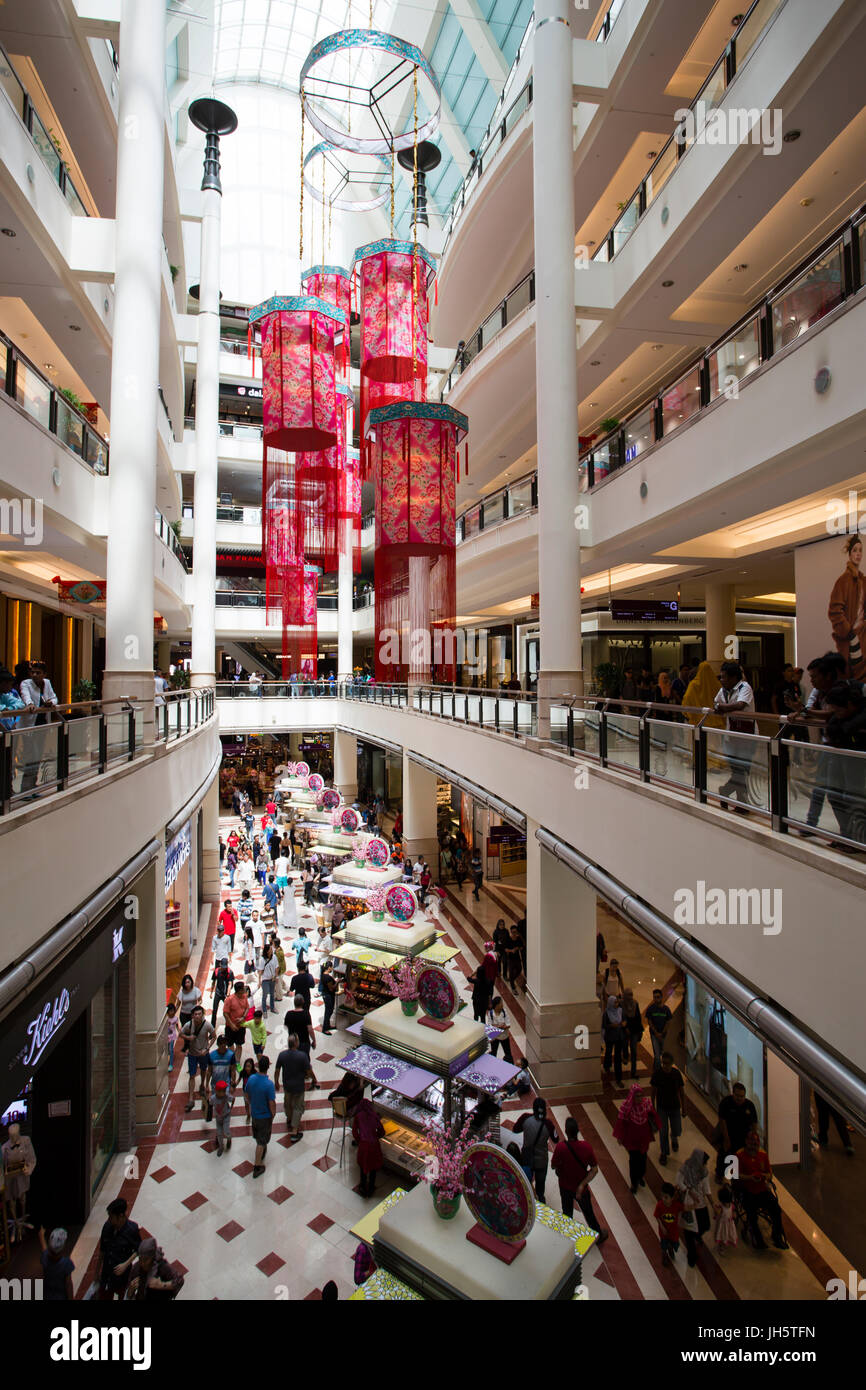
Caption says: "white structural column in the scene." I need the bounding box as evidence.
[134,852,168,1137]
[333,728,358,803]
[532,0,582,728]
[102,0,167,731]
[200,777,221,903]
[525,820,600,1097]
[705,582,737,666]
[401,755,439,868]
[190,182,221,687]
[338,518,354,680]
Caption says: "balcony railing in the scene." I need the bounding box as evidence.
[440,270,535,397]
[457,472,537,543]
[0,689,214,815]
[186,416,265,441]
[155,510,189,570]
[0,43,89,215]
[1,329,108,473]
[214,590,375,610]
[590,0,785,267]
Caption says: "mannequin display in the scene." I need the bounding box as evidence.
[2,1124,37,1241]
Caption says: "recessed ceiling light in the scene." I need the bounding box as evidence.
[800,196,814,207]
[43,362,55,371]
[590,359,601,366]
[647,150,657,159]
[651,344,664,351]
[783,130,801,143]
[1,227,16,237]
[662,279,674,287]
[590,401,599,406]
[69,323,81,331]
[731,13,744,25]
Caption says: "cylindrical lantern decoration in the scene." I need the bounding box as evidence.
[353,238,436,384]
[300,265,351,382]
[338,445,363,574]
[294,385,354,573]
[360,372,424,480]
[249,293,345,451]
[367,401,468,684]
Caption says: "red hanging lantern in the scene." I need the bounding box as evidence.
[300,265,351,382]
[366,401,467,684]
[294,385,354,573]
[249,293,345,451]
[353,238,435,384]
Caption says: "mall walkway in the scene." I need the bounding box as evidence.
[67,817,853,1301]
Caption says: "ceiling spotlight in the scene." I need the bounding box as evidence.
[651,343,664,351]
[590,359,601,366]
[69,323,81,331]
[43,362,55,371]
[662,279,674,287]
[800,196,814,207]
[733,263,748,272]
[731,14,744,25]
[1,227,16,237]
[647,150,658,159]
[783,129,801,143]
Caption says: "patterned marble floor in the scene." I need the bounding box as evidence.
[67,813,855,1301]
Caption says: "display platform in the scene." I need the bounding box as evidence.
[336,1044,439,1098]
[373,1182,581,1301]
[330,863,403,890]
[350,1186,409,1247]
[361,997,487,1076]
[340,910,437,957]
[350,1269,424,1301]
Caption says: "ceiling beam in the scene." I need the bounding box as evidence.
[451,0,509,93]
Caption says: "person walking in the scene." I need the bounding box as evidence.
[320,960,338,1035]
[675,1148,718,1266]
[180,1006,215,1114]
[221,981,248,1065]
[612,1084,660,1194]
[240,1008,267,1059]
[274,1034,308,1143]
[644,988,672,1068]
[551,1117,609,1242]
[259,944,278,1019]
[469,965,489,1023]
[211,1079,233,1156]
[513,1098,556,1201]
[210,960,234,1029]
[470,850,483,901]
[98,1198,141,1300]
[245,1056,276,1179]
[602,995,625,1087]
[486,996,513,1062]
[504,924,524,993]
[620,988,643,1080]
[284,992,319,1088]
[650,1051,686,1166]
[175,974,202,1033]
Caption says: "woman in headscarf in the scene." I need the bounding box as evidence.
[675,1148,719,1267]
[681,661,724,729]
[613,1084,660,1194]
[352,1097,385,1198]
[602,994,625,1086]
[620,988,643,1080]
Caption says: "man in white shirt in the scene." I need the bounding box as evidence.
[213,923,231,965]
[248,671,262,696]
[713,661,756,811]
[249,910,264,950]
[154,669,169,708]
[17,661,59,794]
[412,856,424,883]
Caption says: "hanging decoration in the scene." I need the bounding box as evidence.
[51,577,106,604]
[302,142,391,212]
[299,31,440,157]
[366,401,468,684]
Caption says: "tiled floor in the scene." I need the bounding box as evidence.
[67,811,856,1301]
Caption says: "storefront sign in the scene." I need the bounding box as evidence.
[0,900,136,1111]
[165,823,191,893]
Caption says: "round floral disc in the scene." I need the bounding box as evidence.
[308,772,324,792]
[461,1143,536,1244]
[341,806,361,833]
[322,788,342,810]
[385,884,416,922]
[365,836,390,868]
[295,761,311,778]
[416,964,459,1021]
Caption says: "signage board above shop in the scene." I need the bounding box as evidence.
[165,822,191,893]
[0,901,136,1111]
[220,382,263,401]
[609,599,679,623]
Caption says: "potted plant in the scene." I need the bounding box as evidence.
[58,386,84,414]
[378,957,420,1016]
[598,417,621,436]
[351,834,367,867]
[169,667,190,690]
[368,885,387,922]
[593,661,622,699]
[71,676,97,717]
[423,1116,473,1220]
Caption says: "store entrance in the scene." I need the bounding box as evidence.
[28,1011,89,1227]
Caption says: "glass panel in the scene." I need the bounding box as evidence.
[858,221,865,287]
[646,718,694,788]
[14,359,51,427]
[591,240,609,264]
[708,315,761,400]
[91,974,118,1195]
[0,336,7,389]
[63,177,87,216]
[785,743,866,844]
[695,59,727,128]
[622,407,654,461]
[705,728,770,812]
[0,51,26,120]
[503,85,530,138]
[10,722,59,798]
[55,396,85,455]
[611,193,640,256]
[770,242,845,347]
[605,712,642,771]
[479,308,502,350]
[571,709,600,756]
[105,710,130,762]
[504,276,533,322]
[463,505,482,538]
[734,0,783,70]
[483,492,505,527]
[508,478,534,516]
[644,140,677,207]
[30,109,62,182]
[67,713,100,780]
[86,429,109,473]
[661,364,702,436]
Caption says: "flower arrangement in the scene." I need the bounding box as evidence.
[378,956,420,1003]
[286,762,297,777]
[423,1116,473,1201]
[315,791,325,809]
[330,809,343,828]
[367,885,388,917]
[351,835,366,857]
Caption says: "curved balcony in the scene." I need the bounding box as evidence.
[0,329,108,473]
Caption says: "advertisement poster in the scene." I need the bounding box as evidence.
[684,975,765,1129]
[794,530,866,676]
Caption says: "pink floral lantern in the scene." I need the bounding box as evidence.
[353,238,436,386]
[294,385,354,573]
[249,293,346,451]
[300,265,351,381]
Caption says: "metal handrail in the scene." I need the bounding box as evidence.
[440,269,536,397]
[0,687,215,815]
[0,41,90,215]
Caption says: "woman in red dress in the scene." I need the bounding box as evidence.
[352,1098,385,1198]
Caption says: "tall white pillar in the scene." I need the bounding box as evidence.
[190,100,237,689]
[705,582,737,666]
[200,776,221,902]
[338,520,354,679]
[134,852,168,1137]
[525,821,600,1097]
[401,754,439,867]
[333,728,358,803]
[102,0,167,732]
[533,0,582,727]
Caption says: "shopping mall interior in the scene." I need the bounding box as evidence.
[0,0,865,1323]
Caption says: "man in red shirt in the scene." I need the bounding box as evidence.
[735,1128,788,1249]
[218,899,238,953]
[222,982,249,1064]
[550,1116,608,1242]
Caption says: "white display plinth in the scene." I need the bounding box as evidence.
[330,863,402,890]
[361,998,487,1069]
[375,1182,579,1300]
[342,911,437,955]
